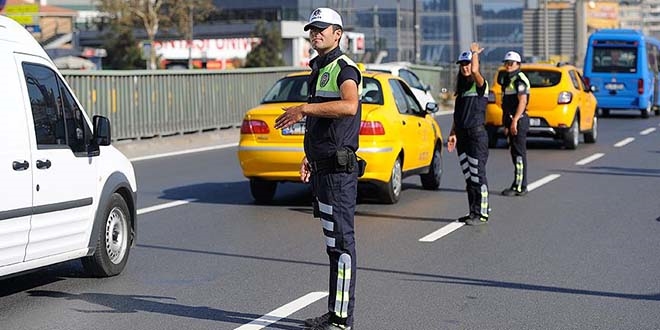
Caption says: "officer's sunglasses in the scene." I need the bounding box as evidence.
[504,61,517,66]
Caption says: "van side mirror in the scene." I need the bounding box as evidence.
[93,115,111,146]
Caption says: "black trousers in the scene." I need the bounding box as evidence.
[456,126,489,219]
[505,115,529,191]
[312,169,358,327]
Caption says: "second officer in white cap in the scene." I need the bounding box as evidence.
[499,51,530,197]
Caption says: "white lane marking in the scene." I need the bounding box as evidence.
[129,143,238,162]
[614,137,635,147]
[575,153,605,166]
[234,291,328,330]
[640,127,656,136]
[137,199,197,215]
[527,174,561,192]
[419,221,465,242]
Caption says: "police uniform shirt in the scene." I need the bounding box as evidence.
[453,79,488,129]
[501,71,530,116]
[305,47,362,161]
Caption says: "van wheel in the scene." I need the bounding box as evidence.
[420,143,442,190]
[82,193,131,277]
[598,108,609,117]
[250,179,277,204]
[379,157,402,204]
[564,116,579,150]
[641,106,650,119]
[584,116,597,143]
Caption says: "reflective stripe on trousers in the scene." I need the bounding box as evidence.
[312,170,357,327]
[456,128,489,218]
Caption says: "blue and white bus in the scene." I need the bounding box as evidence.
[583,29,660,118]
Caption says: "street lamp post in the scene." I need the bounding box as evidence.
[544,0,549,61]
[188,4,194,69]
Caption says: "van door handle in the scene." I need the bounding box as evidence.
[13,160,29,171]
[36,159,51,169]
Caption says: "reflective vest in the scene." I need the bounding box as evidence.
[461,81,489,98]
[314,54,362,99]
[501,72,530,114]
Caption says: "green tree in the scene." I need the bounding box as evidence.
[102,24,144,69]
[244,21,285,68]
[99,0,214,69]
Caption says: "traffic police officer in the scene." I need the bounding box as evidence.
[500,51,530,196]
[447,42,490,226]
[274,7,361,330]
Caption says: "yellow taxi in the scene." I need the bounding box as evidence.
[486,63,598,149]
[238,70,443,204]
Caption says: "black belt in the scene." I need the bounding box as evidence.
[457,125,485,134]
[309,157,336,173]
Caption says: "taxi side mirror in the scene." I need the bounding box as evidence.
[425,102,439,113]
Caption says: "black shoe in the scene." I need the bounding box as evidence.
[304,312,332,327]
[457,214,472,222]
[306,321,351,330]
[501,188,517,196]
[465,215,488,226]
[501,187,527,196]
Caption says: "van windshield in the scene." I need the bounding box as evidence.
[591,47,637,73]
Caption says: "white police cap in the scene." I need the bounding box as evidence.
[503,51,522,63]
[456,51,472,64]
[304,8,343,31]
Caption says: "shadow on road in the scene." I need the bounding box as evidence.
[27,290,303,329]
[558,166,660,178]
[136,243,660,302]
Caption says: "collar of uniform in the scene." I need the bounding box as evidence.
[508,69,521,79]
[310,46,343,71]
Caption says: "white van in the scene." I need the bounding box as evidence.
[0,16,137,278]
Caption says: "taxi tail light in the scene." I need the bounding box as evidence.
[557,91,572,104]
[240,119,269,134]
[583,77,590,87]
[638,79,644,95]
[359,121,385,135]
[487,90,495,103]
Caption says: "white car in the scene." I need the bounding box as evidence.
[0,16,137,278]
[366,62,437,108]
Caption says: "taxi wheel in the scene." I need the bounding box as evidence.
[584,116,597,143]
[250,179,277,204]
[564,116,579,150]
[379,157,402,204]
[420,143,442,190]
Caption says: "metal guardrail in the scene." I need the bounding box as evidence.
[63,63,502,141]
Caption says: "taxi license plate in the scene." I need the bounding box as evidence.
[529,118,541,126]
[282,122,306,135]
[605,83,624,91]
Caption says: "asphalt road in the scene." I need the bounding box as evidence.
[1,111,659,330]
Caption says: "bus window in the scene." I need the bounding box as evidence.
[592,47,637,73]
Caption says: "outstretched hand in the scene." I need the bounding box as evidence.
[274,105,305,130]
